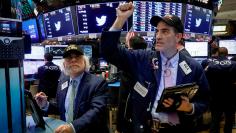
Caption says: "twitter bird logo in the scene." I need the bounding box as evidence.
[96,16,107,26]
[195,18,202,27]
[54,21,61,31]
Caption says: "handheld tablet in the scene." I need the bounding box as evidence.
[24,89,45,129]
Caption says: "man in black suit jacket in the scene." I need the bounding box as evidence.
[205,47,236,133]
[35,44,109,133]
[36,53,61,99]
[101,2,209,133]
[116,34,147,133]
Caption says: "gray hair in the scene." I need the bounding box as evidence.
[62,55,91,76]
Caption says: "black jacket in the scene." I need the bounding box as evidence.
[37,61,61,98]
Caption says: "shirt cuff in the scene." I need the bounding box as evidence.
[69,123,76,133]
[109,27,122,31]
[41,101,49,111]
[186,103,195,115]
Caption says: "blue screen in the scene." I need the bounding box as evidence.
[80,45,92,59]
[22,19,39,43]
[44,7,75,38]
[0,19,22,37]
[77,2,128,34]
[184,4,212,35]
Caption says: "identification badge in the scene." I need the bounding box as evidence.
[61,81,68,90]
[134,82,148,97]
[179,61,192,75]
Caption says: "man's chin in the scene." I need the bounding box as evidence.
[155,46,162,51]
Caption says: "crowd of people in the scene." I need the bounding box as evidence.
[28,2,236,133]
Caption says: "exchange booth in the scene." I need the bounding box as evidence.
[0,17,25,133]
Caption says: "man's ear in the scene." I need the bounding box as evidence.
[176,33,183,43]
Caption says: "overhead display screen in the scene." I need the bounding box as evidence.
[22,18,39,43]
[76,2,128,34]
[133,1,182,32]
[184,4,212,35]
[43,7,75,38]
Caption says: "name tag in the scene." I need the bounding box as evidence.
[134,82,148,97]
[179,61,192,75]
[61,81,68,90]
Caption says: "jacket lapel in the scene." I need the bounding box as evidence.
[151,51,162,105]
[74,72,88,114]
[59,76,70,113]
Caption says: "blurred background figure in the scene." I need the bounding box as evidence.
[201,46,219,70]
[36,53,61,100]
[205,47,236,133]
[116,33,147,133]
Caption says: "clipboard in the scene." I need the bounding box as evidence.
[156,82,199,112]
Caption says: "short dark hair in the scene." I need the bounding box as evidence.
[129,36,147,50]
[209,36,219,45]
[44,53,53,61]
[219,47,228,57]
[211,46,219,55]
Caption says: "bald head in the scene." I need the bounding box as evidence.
[218,47,228,57]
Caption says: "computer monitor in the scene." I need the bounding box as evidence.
[24,46,45,60]
[219,40,236,55]
[185,41,208,57]
[184,4,212,35]
[23,60,45,75]
[132,1,182,32]
[99,58,108,70]
[43,6,75,38]
[45,45,67,58]
[76,2,128,34]
[0,18,22,37]
[22,18,40,43]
